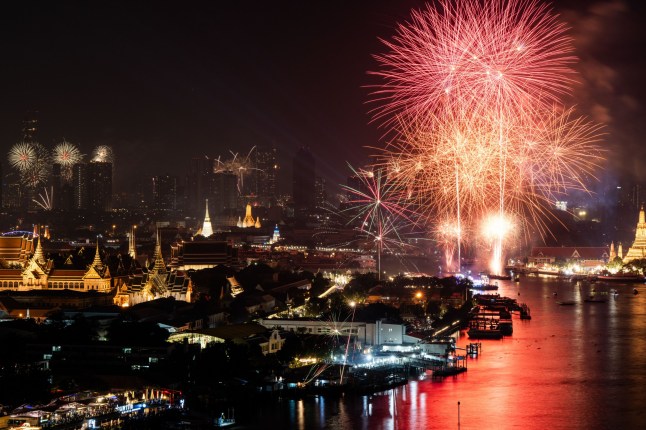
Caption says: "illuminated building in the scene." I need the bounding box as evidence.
[199,199,214,237]
[114,232,192,306]
[128,225,137,259]
[169,240,238,271]
[622,206,646,263]
[0,238,111,292]
[239,203,260,228]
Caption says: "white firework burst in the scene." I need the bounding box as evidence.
[53,140,82,166]
[92,145,114,163]
[9,142,35,171]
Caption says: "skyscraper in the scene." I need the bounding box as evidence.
[254,147,279,205]
[187,156,215,216]
[88,161,113,211]
[209,171,238,215]
[292,147,315,217]
[73,163,88,210]
[73,162,113,211]
[152,174,177,211]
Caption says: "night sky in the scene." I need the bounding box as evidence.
[0,0,644,196]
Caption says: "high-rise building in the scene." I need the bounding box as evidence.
[187,156,215,216]
[88,162,113,211]
[50,163,75,211]
[73,162,113,211]
[73,163,88,210]
[292,147,315,217]
[152,174,177,211]
[254,147,279,205]
[314,176,327,209]
[209,171,238,215]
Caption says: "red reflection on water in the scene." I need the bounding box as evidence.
[269,278,646,429]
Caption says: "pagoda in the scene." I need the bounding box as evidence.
[201,199,214,237]
[623,205,646,263]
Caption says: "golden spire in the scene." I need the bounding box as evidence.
[151,230,166,274]
[33,235,45,265]
[640,205,645,225]
[92,238,103,268]
[128,225,137,259]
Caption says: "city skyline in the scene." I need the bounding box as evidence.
[0,1,644,194]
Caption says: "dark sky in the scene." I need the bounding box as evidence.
[0,0,644,195]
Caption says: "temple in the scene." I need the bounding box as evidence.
[114,231,192,307]
[0,237,111,292]
[622,205,646,263]
[200,199,214,237]
[237,203,261,228]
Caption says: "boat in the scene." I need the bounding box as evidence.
[214,410,236,428]
[467,318,503,339]
[556,300,576,305]
[596,274,646,283]
[487,274,512,280]
[470,283,499,290]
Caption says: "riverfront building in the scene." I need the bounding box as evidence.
[622,205,646,263]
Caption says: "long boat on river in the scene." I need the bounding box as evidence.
[467,318,503,340]
[596,274,646,283]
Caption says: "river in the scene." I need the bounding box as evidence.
[243,276,646,429]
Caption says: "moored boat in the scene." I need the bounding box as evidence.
[556,300,576,305]
[596,274,646,283]
[584,297,606,303]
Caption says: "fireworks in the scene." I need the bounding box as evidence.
[369,0,576,130]
[54,140,82,166]
[213,147,260,194]
[92,145,114,163]
[54,140,83,182]
[33,186,54,211]
[341,164,420,278]
[9,142,35,171]
[370,0,605,274]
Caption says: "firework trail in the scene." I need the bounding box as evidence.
[54,140,83,182]
[213,147,261,195]
[370,0,604,274]
[341,164,421,278]
[33,186,54,211]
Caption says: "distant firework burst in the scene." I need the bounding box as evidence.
[92,145,114,163]
[54,140,82,166]
[21,143,51,189]
[54,140,83,182]
[9,142,35,171]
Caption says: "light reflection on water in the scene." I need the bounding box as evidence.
[250,278,646,429]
